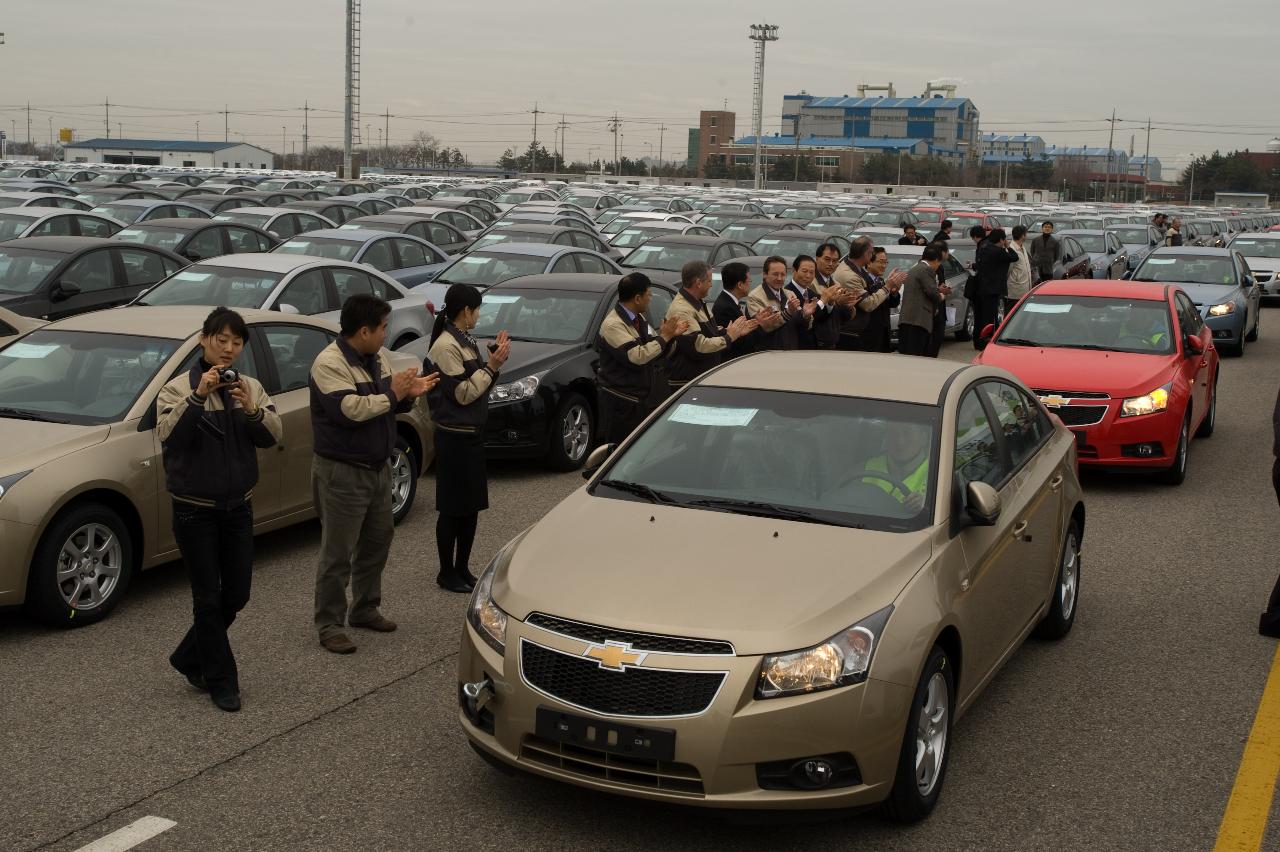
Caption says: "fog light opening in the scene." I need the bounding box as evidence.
[801,759,834,787]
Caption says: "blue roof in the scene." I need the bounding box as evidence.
[1044,145,1126,158]
[65,138,257,152]
[793,96,972,110]
[733,135,926,150]
[982,154,1044,163]
[981,134,1042,143]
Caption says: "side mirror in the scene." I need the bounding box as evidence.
[1243,275,1255,287]
[1062,254,1073,262]
[51,281,82,302]
[1185,334,1205,355]
[582,443,615,479]
[965,481,1001,526]
[278,303,301,315]
[979,323,996,342]
[1107,247,1116,255]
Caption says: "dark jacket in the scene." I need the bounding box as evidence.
[898,235,927,246]
[1273,386,1280,458]
[899,263,946,331]
[712,290,763,358]
[974,241,1019,296]
[595,303,673,400]
[426,324,496,433]
[665,288,728,387]
[747,282,808,351]
[157,361,282,507]
[310,337,414,468]
[1029,233,1060,278]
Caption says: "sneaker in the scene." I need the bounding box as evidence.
[320,633,358,654]
[350,614,397,633]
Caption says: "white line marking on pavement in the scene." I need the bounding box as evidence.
[72,816,177,852]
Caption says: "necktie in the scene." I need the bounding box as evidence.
[738,299,749,318]
[633,314,645,334]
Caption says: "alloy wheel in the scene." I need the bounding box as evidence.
[55,523,124,610]
[915,672,950,798]
[562,403,590,461]
[1059,532,1079,621]
[390,448,412,516]
[964,305,975,338]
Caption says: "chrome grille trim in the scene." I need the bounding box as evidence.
[525,612,736,656]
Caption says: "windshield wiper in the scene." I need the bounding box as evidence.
[997,337,1048,348]
[1131,277,1158,282]
[685,497,826,524]
[596,479,677,504]
[0,407,70,423]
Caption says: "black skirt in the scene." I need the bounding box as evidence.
[433,427,489,516]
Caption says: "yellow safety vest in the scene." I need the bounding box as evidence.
[863,454,930,503]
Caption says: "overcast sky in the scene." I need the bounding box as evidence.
[3,0,1278,173]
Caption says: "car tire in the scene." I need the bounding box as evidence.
[1161,411,1191,486]
[546,394,592,472]
[1226,325,1246,357]
[27,502,134,628]
[1246,314,1259,342]
[391,332,420,351]
[1195,375,1217,438]
[1034,519,1081,640]
[883,645,953,824]
[954,303,973,341]
[390,437,419,524]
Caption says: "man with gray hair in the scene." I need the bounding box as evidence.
[664,259,756,390]
[832,236,903,351]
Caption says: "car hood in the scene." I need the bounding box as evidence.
[495,489,934,655]
[978,345,1176,397]
[471,336,585,379]
[1168,282,1242,308]
[0,419,111,474]
[1240,255,1277,271]
[621,267,682,287]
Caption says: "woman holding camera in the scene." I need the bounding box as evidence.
[427,284,510,593]
[157,307,281,712]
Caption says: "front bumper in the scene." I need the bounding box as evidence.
[1048,399,1183,468]
[0,517,39,606]
[456,619,913,809]
[1203,313,1243,345]
[483,396,550,459]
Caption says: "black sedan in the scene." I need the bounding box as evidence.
[281,199,366,225]
[342,214,473,255]
[0,236,187,319]
[402,273,676,470]
[112,218,279,262]
[174,195,258,215]
[619,234,755,287]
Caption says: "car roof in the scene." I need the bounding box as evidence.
[286,228,386,242]
[1032,279,1169,300]
[1231,232,1280,240]
[487,273,622,293]
[1057,229,1109,236]
[90,199,168,208]
[703,351,967,405]
[44,306,335,337]
[0,236,110,253]
[190,252,363,273]
[1147,247,1234,256]
[485,224,576,235]
[0,208,61,220]
[119,218,215,232]
[638,235,735,247]
[466,242,565,257]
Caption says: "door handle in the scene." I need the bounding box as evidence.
[1049,474,1063,490]
[1011,520,1029,539]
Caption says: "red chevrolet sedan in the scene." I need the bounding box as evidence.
[974,280,1218,484]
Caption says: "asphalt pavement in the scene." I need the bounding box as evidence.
[3,322,1279,852]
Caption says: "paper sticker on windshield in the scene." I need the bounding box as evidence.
[1022,302,1072,314]
[2,342,58,359]
[670,404,757,427]
[1143,258,1175,265]
[482,294,521,304]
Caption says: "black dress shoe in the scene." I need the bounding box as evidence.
[211,691,241,712]
[169,654,207,692]
[436,573,474,593]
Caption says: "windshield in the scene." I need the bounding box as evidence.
[0,168,30,178]
[0,248,62,294]
[471,232,550,251]
[753,235,820,257]
[0,330,181,424]
[472,289,600,343]
[694,214,737,232]
[777,207,822,220]
[1134,256,1237,285]
[597,386,938,532]
[998,294,1175,355]
[142,267,282,308]
[435,253,547,287]
[114,227,185,252]
[858,210,907,225]
[622,243,711,271]
[274,238,361,261]
[1073,218,1104,229]
[1110,228,1152,244]
[850,230,899,247]
[721,223,779,243]
[213,211,271,228]
[612,228,664,249]
[0,215,36,241]
[90,203,144,224]
[1231,239,1280,259]
[1067,234,1106,253]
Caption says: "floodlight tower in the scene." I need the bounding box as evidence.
[342,0,362,178]
[748,23,778,190]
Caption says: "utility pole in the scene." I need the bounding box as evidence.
[281,126,286,164]
[557,114,568,171]
[302,101,310,169]
[1103,108,1118,203]
[657,124,666,174]
[342,0,362,179]
[1142,117,1151,202]
[384,106,390,168]
[104,97,110,139]
[608,113,620,177]
[224,104,229,142]
[748,23,779,190]
[26,102,31,149]
[195,120,200,141]
[1188,160,1196,203]
[530,102,542,173]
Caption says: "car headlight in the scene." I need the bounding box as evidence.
[488,374,540,404]
[756,606,893,699]
[1120,384,1171,418]
[0,470,31,500]
[467,554,509,654]
[1207,302,1235,317]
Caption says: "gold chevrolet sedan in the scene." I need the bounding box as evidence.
[458,352,1084,820]
[0,306,433,626]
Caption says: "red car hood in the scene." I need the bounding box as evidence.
[977,345,1176,398]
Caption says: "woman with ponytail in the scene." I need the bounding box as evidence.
[426,284,510,592]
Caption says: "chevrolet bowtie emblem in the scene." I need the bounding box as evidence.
[583,641,648,671]
[1039,395,1068,408]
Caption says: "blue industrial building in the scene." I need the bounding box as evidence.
[776,93,981,159]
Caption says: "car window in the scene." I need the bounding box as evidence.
[60,249,115,293]
[224,227,263,253]
[979,381,1049,471]
[425,223,452,244]
[276,269,333,315]
[954,388,1009,491]
[392,238,430,267]
[177,331,260,380]
[296,215,329,234]
[330,267,377,302]
[360,238,396,272]
[262,325,335,393]
[185,228,225,261]
[575,252,610,274]
[1175,293,1203,335]
[171,205,205,219]
[117,248,177,287]
[74,215,117,238]
[271,214,299,239]
[31,215,74,237]
[645,286,673,330]
[549,255,578,274]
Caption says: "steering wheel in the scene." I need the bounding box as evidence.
[834,468,917,511]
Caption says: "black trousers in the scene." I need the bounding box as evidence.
[170,500,253,696]
[1265,461,1280,631]
[597,388,649,447]
[856,325,890,353]
[926,310,947,357]
[972,294,1004,350]
[898,323,932,356]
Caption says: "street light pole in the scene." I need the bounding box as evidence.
[748,23,779,190]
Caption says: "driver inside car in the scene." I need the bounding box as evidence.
[861,422,931,512]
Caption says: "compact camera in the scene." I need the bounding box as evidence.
[218,368,240,385]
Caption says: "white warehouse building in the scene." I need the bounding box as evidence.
[63,138,275,169]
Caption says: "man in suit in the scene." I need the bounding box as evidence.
[749,256,816,351]
[898,224,927,246]
[931,219,954,244]
[926,242,953,358]
[862,247,905,352]
[973,229,1018,350]
[832,237,877,350]
[665,260,756,390]
[805,245,854,350]
[712,261,768,359]
[898,245,950,356]
[1029,221,1060,283]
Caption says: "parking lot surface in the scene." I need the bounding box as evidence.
[3,330,1279,852]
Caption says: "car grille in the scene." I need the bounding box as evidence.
[525,612,735,655]
[1052,405,1109,427]
[520,734,705,796]
[1255,271,1273,282]
[520,640,726,718]
[1033,389,1110,400]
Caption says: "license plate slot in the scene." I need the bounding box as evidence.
[535,706,676,761]
[1071,429,1086,447]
